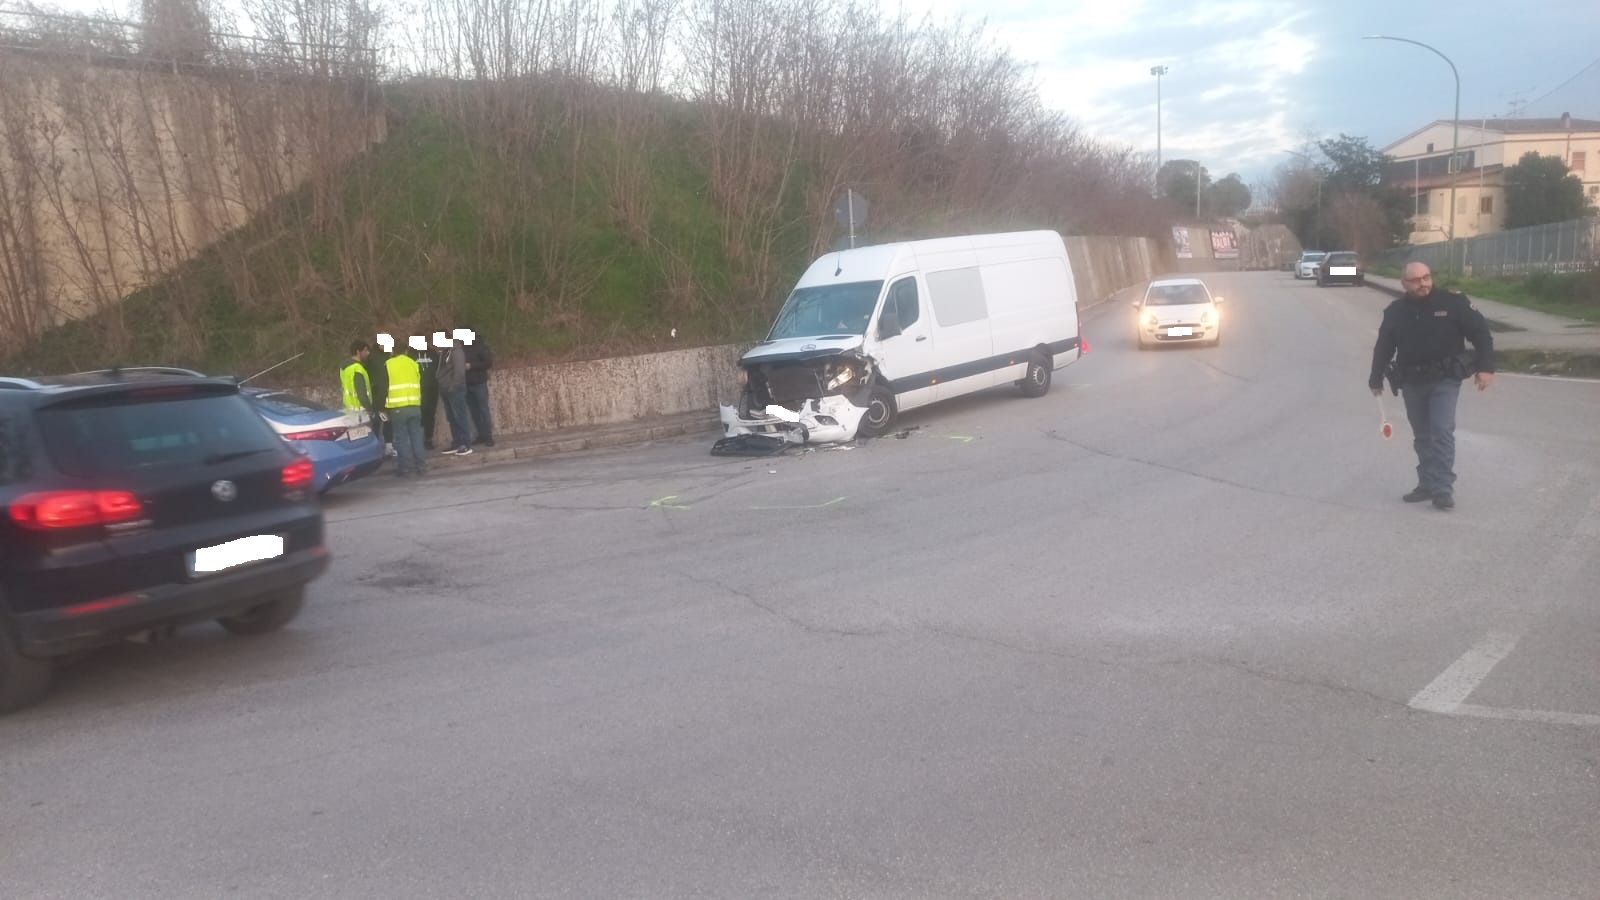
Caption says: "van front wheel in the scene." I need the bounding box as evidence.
[857,384,897,438]
[1018,353,1052,398]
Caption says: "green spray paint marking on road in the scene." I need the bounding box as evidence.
[648,495,691,509]
[947,435,976,443]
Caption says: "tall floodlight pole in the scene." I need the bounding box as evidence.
[1365,35,1461,272]
[1151,65,1169,194]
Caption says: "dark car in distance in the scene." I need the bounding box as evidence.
[0,368,330,713]
[1316,251,1366,287]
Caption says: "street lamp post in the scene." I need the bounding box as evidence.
[1282,149,1323,248]
[1364,35,1460,272]
[1151,65,1169,193]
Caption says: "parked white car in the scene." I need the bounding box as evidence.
[1295,251,1327,279]
[1133,278,1223,349]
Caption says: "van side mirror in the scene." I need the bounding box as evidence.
[1212,296,1225,304]
[877,310,902,339]
[1130,300,1142,309]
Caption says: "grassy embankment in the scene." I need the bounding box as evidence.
[3,99,813,386]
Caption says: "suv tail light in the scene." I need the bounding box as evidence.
[10,490,144,530]
[282,458,315,491]
[283,427,347,442]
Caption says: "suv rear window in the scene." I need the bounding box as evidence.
[36,390,283,478]
[0,412,32,485]
[1327,253,1358,264]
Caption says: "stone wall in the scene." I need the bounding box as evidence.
[0,52,385,349]
[291,236,1170,437]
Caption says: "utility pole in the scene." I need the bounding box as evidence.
[1365,35,1461,271]
[1151,65,1169,194]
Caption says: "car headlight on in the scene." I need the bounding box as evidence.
[1201,307,1215,325]
[1142,312,1159,329]
[826,366,857,390]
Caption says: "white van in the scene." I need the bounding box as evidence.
[720,230,1084,443]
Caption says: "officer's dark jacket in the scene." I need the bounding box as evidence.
[1368,289,1494,389]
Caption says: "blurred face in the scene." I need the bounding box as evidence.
[1401,264,1433,298]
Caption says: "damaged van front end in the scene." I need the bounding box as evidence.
[720,340,883,444]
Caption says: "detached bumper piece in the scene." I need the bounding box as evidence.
[718,394,871,446]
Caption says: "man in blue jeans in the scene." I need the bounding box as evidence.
[1369,262,1495,511]
[462,329,495,447]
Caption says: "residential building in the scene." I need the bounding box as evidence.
[1381,114,1600,244]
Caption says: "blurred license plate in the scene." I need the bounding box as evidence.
[347,425,371,441]
[1167,327,1193,337]
[191,535,284,576]
[1332,266,1358,275]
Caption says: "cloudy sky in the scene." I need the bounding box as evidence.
[927,0,1599,185]
[21,0,1600,190]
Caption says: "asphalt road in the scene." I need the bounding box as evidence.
[5,272,1598,898]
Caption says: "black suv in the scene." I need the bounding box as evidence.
[1,368,330,713]
[1316,251,1366,287]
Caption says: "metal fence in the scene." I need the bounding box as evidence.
[1378,216,1600,276]
[0,7,379,80]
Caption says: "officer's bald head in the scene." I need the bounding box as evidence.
[1401,262,1433,298]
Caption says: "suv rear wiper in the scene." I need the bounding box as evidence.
[203,449,273,465]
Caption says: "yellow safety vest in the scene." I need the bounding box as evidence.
[385,354,422,408]
[339,361,366,410]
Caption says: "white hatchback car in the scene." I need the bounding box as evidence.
[1295,251,1327,279]
[1133,278,1223,349]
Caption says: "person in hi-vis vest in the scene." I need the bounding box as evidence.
[378,333,428,477]
[340,340,376,418]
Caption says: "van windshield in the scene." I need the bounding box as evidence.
[768,281,884,339]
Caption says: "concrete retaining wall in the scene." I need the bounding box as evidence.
[0,53,385,349]
[290,236,1169,437]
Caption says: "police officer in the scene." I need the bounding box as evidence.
[339,340,376,417]
[1368,261,1495,510]
[386,340,428,478]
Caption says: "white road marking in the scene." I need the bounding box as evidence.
[1409,631,1520,714]
[1453,703,1600,727]
[1410,631,1600,728]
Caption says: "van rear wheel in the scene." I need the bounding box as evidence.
[1018,353,1052,397]
[857,384,897,438]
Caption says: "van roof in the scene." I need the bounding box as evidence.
[800,230,1064,285]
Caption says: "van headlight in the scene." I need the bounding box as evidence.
[826,366,856,390]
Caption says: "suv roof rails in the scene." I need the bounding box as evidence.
[70,366,210,379]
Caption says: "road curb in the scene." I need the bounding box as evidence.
[418,412,722,473]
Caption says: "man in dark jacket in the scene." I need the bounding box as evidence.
[1369,262,1495,511]
[462,328,495,447]
[415,332,440,450]
[368,332,395,457]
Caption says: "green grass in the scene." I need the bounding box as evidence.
[1369,263,1600,323]
[1,95,819,386]
[1434,271,1600,323]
